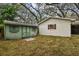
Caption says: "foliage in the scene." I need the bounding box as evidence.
[0,4,20,24]
[0,3,79,24]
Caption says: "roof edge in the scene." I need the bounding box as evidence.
[38,17,76,25]
[4,20,38,27]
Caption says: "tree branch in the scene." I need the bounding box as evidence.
[74,3,79,10]
[46,3,65,17]
[16,13,26,21]
[20,3,39,23]
[30,4,42,20]
[66,8,79,19]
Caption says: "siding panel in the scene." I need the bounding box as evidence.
[39,19,71,37]
[5,25,22,39]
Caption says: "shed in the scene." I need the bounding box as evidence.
[4,20,38,39]
[38,17,75,37]
[71,21,79,34]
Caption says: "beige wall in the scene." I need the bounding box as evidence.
[39,19,71,37]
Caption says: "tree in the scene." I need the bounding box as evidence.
[45,3,79,19]
[13,3,79,24]
[0,4,20,24]
[20,3,39,23]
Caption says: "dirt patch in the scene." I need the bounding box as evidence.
[23,38,35,41]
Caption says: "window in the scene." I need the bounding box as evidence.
[9,25,19,33]
[48,24,56,29]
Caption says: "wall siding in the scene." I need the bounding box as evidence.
[39,19,71,37]
[5,25,22,39]
[4,25,38,39]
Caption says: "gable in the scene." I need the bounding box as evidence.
[39,17,75,25]
[39,18,71,37]
[39,18,71,26]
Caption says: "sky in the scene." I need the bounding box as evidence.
[31,3,37,8]
[26,3,39,16]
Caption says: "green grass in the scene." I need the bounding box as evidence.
[0,35,79,56]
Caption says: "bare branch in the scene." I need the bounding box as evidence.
[16,13,26,21]
[46,3,65,17]
[20,3,39,23]
[67,8,79,19]
[30,4,42,20]
[74,3,79,10]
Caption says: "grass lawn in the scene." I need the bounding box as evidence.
[0,35,79,56]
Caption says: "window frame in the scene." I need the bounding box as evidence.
[48,24,56,30]
[9,25,19,33]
